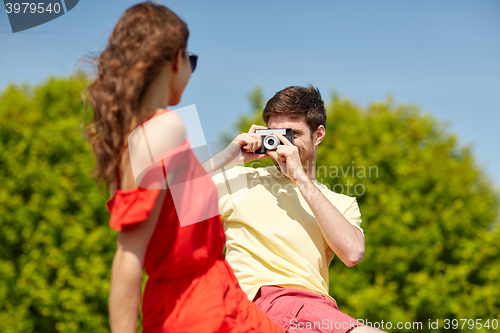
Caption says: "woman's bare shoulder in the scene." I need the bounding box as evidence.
[118,111,187,191]
[130,110,186,151]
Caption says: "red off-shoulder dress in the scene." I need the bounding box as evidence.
[106,110,282,333]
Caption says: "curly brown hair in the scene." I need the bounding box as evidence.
[83,1,189,188]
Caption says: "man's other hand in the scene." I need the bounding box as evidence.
[266,132,306,182]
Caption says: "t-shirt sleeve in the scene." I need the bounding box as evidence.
[211,169,236,221]
[342,197,364,235]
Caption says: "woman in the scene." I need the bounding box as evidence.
[84,2,282,332]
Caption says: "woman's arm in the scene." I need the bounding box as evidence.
[109,237,143,333]
[109,189,166,333]
[107,111,187,331]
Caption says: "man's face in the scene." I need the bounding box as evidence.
[267,114,318,169]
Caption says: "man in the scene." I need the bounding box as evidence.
[210,85,385,333]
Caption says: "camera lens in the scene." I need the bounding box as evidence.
[263,134,279,150]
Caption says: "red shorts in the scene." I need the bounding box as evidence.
[254,286,364,333]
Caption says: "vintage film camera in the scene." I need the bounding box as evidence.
[254,128,294,154]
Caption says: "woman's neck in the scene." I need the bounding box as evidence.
[133,66,172,130]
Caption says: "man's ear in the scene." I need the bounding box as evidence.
[171,48,184,73]
[314,125,325,145]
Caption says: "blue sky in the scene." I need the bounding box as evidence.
[1,0,499,184]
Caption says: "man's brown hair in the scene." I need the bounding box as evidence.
[262,85,326,136]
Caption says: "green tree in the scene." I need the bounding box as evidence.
[220,85,274,168]
[2,76,499,332]
[0,76,115,332]
[230,88,500,332]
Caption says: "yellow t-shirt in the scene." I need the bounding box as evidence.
[211,165,363,302]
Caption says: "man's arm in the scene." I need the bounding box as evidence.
[267,133,365,267]
[202,125,268,175]
[294,176,365,266]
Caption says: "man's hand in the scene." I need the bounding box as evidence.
[231,124,269,163]
[202,125,269,174]
[266,132,306,182]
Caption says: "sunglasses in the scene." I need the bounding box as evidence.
[189,53,198,73]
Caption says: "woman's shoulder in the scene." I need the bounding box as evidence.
[129,109,187,152]
[112,109,187,194]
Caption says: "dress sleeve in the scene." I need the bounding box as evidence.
[106,187,162,231]
[106,139,193,231]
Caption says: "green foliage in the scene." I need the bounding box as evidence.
[231,88,500,332]
[220,86,266,143]
[220,86,274,168]
[0,76,116,332]
[1,76,499,332]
